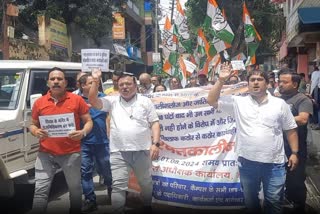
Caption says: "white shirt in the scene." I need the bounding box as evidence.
[218,93,297,164]
[310,70,320,95]
[100,94,159,152]
[72,89,80,95]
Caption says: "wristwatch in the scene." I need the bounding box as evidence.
[152,142,160,148]
[291,151,298,156]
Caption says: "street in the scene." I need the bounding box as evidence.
[1,0,320,214]
[1,166,320,214]
[0,171,243,214]
[1,125,320,214]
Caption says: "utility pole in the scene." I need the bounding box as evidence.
[154,0,158,53]
[170,0,175,24]
[152,0,161,74]
[1,0,9,59]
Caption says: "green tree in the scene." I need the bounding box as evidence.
[16,0,130,46]
[72,0,114,47]
[185,0,285,59]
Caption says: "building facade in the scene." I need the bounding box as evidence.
[69,0,156,77]
[274,0,320,78]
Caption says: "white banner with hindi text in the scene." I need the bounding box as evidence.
[147,83,248,209]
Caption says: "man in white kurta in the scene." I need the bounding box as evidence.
[88,70,161,214]
[207,64,299,214]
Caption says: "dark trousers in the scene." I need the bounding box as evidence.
[285,158,307,213]
[311,87,320,124]
[81,143,112,202]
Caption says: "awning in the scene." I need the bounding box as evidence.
[110,53,145,65]
[133,58,144,65]
[127,58,145,65]
[298,7,320,24]
[113,44,129,57]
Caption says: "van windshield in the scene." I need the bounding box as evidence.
[0,69,24,110]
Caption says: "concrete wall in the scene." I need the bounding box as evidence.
[9,39,50,60]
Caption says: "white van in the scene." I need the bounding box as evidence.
[0,60,82,197]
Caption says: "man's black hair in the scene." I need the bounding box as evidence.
[48,67,66,78]
[113,70,123,77]
[78,73,91,93]
[247,70,269,84]
[279,68,301,86]
[299,73,305,78]
[267,71,275,79]
[151,74,162,83]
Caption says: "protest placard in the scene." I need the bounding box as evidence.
[39,113,75,137]
[81,49,110,72]
[231,60,246,71]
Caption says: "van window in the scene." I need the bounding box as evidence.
[27,69,80,108]
[0,69,24,110]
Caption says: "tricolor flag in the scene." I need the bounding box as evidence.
[162,16,177,59]
[178,56,190,87]
[209,37,232,56]
[173,0,193,53]
[243,2,262,65]
[189,54,197,66]
[197,28,210,57]
[175,0,189,40]
[192,48,201,66]
[163,59,172,76]
[232,52,247,61]
[208,54,221,80]
[200,54,221,78]
[204,0,234,45]
[183,59,197,75]
[200,56,213,76]
[223,50,230,61]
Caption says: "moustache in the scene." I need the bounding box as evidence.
[52,85,61,88]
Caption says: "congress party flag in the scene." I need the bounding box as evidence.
[204,0,234,45]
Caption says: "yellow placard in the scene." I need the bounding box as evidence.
[49,18,69,50]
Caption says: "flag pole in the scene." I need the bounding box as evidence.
[170,0,175,25]
[155,0,159,53]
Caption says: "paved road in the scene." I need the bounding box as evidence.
[2,169,319,214]
[0,172,245,214]
[1,183,34,214]
[1,172,68,214]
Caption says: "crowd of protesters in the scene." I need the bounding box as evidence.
[28,63,318,214]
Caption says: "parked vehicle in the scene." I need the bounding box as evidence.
[0,60,81,197]
[1,84,16,94]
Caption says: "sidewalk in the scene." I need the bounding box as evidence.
[305,157,320,213]
[307,125,320,192]
[305,126,320,213]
